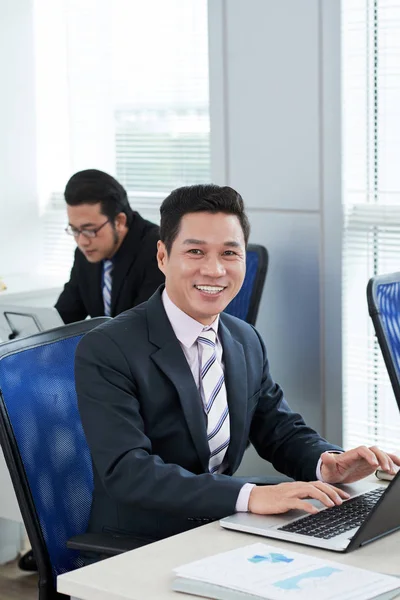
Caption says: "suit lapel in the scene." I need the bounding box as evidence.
[111,214,144,314]
[147,291,210,471]
[151,344,210,471]
[87,260,103,316]
[218,319,249,474]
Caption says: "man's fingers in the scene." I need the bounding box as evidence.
[383,457,399,475]
[296,482,348,508]
[249,482,353,516]
[353,445,380,467]
[386,454,400,473]
[313,481,350,500]
[387,453,400,466]
[384,456,397,474]
[371,450,400,474]
[291,499,319,514]
[291,482,352,513]
[369,446,396,472]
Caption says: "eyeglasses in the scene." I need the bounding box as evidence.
[65,219,111,239]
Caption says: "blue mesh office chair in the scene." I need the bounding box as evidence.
[367,272,400,410]
[224,243,268,325]
[0,318,138,600]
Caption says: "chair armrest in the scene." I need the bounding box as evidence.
[67,533,150,556]
[246,475,294,485]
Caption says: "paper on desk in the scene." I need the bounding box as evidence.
[174,542,400,600]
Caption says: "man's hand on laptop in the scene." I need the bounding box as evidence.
[248,481,350,515]
[320,445,400,484]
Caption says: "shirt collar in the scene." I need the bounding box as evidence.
[162,289,219,348]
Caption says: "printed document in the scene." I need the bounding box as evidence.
[173,542,400,600]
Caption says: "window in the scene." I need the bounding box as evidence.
[342,0,400,450]
[34,0,210,282]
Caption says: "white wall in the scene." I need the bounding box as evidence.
[0,0,115,288]
[0,0,40,280]
[208,0,342,476]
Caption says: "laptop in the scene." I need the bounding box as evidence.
[0,305,64,343]
[220,470,400,552]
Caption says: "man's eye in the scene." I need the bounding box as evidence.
[223,250,237,256]
[187,249,203,255]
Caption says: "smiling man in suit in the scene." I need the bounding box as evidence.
[75,184,400,554]
[55,169,164,324]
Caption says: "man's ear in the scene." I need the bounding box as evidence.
[157,240,168,273]
[115,212,127,230]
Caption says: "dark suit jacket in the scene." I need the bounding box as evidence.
[55,212,164,324]
[75,287,342,544]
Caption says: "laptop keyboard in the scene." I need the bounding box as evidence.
[278,488,385,540]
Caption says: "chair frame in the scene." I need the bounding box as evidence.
[367,271,400,410]
[0,319,108,600]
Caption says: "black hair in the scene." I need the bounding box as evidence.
[159,184,250,254]
[64,169,134,227]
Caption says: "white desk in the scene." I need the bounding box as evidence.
[58,485,400,600]
[0,279,62,309]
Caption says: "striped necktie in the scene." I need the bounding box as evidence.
[198,329,230,473]
[102,259,113,317]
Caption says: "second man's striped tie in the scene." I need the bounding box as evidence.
[102,259,113,317]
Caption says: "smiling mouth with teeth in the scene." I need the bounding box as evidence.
[194,285,226,295]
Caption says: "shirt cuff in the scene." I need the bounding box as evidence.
[235,483,256,512]
[316,451,343,482]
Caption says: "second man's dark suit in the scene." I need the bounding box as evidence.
[75,286,342,545]
[55,212,164,324]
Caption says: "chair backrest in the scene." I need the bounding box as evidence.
[0,318,109,599]
[367,272,400,410]
[223,243,268,326]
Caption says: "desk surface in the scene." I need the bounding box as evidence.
[58,484,400,600]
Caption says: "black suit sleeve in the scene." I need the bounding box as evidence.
[249,328,343,481]
[55,251,88,324]
[131,229,165,307]
[75,328,244,520]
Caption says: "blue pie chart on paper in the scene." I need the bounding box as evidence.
[248,553,294,564]
[273,566,342,590]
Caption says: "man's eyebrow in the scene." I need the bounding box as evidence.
[223,241,242,248]
[182,239,243,248]
[69,222,96,228]
[182,238,206,245]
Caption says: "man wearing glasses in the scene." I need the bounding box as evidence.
[55,168,164,324]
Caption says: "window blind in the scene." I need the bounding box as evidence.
[342,0,400,450]
[113,0,210,212]
[41,193,76,280]
[36,0,210,280]
[115,105,210,207]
